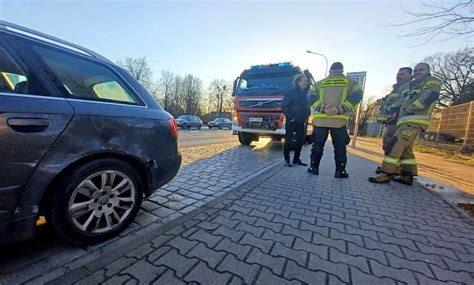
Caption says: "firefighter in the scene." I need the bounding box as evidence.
[375,67,413,174]
[369,63,441,185]
[282,73,310,167]
[307,62,363,178]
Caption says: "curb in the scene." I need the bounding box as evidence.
[416,177,474,224]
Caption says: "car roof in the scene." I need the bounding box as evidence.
[0,20,113,65]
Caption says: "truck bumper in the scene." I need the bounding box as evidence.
[232,126,286,135]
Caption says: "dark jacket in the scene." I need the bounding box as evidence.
[282,87,310,123]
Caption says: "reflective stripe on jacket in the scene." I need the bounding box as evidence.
[308,71,363,128]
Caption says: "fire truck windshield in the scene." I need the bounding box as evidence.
[236,72,295,95]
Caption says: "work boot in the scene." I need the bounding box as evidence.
[284,158,292,167]
[335,169,349,178]
[392,175,414,185]
[368,173,391,183]
[293,159,308,166]
[307,166,319,175]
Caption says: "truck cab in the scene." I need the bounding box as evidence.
[231,62,311,145]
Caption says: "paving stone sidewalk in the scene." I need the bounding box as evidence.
[0,143,284,284]
[45,146,474,284]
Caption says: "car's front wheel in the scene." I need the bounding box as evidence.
[49,158,143,244]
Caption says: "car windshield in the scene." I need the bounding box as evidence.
[236,72,296,95]
[177,115,189,120]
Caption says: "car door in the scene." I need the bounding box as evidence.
[0,34,74,230]
[26,40,158,166]
[224,118,232,128]
[192,116,198,128]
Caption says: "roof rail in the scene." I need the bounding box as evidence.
[0,20,113,64]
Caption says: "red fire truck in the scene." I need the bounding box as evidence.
[231,62,312,146]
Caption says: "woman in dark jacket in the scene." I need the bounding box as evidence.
[282,73,310,167]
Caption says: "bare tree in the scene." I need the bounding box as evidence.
[204,88,216,115]
[170,75,184,116]
[156,70,175,111]
[182,74,203,115]
[208,79,229,117]
[117,57,153,90]
[358,96,378,134]
[393,0,474,45]
[424,47,474,106]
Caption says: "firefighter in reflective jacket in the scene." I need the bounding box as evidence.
[307,62,363,178]
[375,67,412,174]
[369,63,441,185]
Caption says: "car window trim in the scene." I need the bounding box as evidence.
[0,91,67,101]
[0,92,148,108]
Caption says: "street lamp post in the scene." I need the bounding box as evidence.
[306,50,328,77]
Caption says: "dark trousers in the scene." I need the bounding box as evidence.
[283,121,305,162]
[310,126,350,170]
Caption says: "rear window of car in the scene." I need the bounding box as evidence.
[93,81,136,103]
[31,44,142,105]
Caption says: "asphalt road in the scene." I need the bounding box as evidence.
[178,127,237,148]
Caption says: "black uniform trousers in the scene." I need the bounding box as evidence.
[283,121,305,162]
[310,126,350,170]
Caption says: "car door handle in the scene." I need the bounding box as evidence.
[7,118,49,132]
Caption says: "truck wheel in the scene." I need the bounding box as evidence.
[238,132,253,146]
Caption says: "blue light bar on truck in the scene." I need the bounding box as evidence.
[250,62,293,69]
[251,64,263,69]
[277,62,291,67]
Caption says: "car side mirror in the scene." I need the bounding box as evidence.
[232,77,239,97]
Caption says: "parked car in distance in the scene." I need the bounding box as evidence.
[207,117,233,129]
[176,115,203,129]
[0,21,181,245]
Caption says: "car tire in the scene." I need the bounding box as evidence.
[198,125,202,130]
[228,126,232,130]
[49,158,143,244]
[218,125,222,129]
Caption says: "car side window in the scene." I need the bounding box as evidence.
[30,44,141,105]
[0,39,49,96]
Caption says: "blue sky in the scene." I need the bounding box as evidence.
[0,0,469,99]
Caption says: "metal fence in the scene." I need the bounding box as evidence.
[422,101,474,150]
